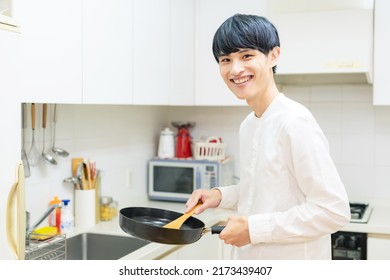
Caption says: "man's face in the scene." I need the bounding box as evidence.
[218,48,277,101]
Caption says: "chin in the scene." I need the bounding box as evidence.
[232,94,248,101]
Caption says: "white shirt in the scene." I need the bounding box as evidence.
[218,93,350,260]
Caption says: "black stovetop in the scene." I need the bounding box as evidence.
[349,203,373,224]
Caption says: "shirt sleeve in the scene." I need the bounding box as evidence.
[215,184,239,210]
[248,115,351,244]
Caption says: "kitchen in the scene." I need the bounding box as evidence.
[1,0,390,262]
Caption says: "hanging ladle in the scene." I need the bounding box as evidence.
[21,103,31,177]
[51,104,69,157]
[27,103,41,167]
[41,103,57,165]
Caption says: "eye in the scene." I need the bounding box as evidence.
[242,54,253,59]
[219,57,230,63]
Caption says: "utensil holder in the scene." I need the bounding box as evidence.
[75,189,96,228]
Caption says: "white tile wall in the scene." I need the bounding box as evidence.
[284,84,390,202]
[24,84,390,224]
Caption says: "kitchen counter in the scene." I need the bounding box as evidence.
[342,199,390,235]
[65,199,390,260]
[65,200,232,260]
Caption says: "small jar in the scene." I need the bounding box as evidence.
[100,196,113,221]
[109,200,118,218]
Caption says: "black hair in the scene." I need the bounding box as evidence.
[212,14,280,73]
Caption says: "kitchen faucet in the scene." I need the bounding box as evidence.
[25,202,63,245]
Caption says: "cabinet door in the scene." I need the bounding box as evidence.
[367,234,390,260]
[373,0,390,105]
[132,0,170,105]
[196,0,267,106]
[170,0,195,105]
[219,240,234,259]
[0,29,20,100]
[0,28,22,260]
[176,231,220,259]
[83,0,133,104]
[13,0,82,104]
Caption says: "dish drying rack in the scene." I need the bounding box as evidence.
[25,233,66,260]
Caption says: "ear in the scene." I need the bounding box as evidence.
[269,46,280,68]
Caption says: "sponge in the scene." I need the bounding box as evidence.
[30,226,58,240]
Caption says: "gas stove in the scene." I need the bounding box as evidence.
[349,202,373,224]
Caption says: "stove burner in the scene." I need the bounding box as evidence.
[349,203,372,223]
[350,205,365,219]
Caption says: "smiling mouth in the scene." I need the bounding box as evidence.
[231,75,253,85]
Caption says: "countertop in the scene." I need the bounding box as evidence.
[342,199,390,235]
[66,200,232,260]
[65,199,390,260]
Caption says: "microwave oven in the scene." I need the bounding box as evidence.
[148,158,234,202]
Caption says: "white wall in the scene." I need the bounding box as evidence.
[24,104,168,225]
[23,84,390,225]
[282,84,390,202]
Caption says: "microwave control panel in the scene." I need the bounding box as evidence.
[201,164,218,189]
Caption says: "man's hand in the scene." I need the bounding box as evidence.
[219,215,251,247]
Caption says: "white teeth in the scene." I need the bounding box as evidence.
[232,76,250,84]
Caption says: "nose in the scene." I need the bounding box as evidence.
[230,60,245,75]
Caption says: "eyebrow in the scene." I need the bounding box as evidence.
[219,48,251,57]
[237,49,251,53]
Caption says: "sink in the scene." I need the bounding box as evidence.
[66,232,149,260]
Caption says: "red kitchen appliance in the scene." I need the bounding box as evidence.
[172,122,195,158]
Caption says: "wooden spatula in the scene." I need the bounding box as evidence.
[163,203,202,229]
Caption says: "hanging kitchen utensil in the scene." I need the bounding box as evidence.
[41,104,57,165]
[119,206,224,245]
[71,158,83,189]
[21,103,31,177]
[51,104,69,157]
[163,203,202,229]
[27,103,40,167]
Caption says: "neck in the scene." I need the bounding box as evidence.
[248,83,280,118]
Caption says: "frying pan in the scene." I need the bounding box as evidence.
[119,207,224,245]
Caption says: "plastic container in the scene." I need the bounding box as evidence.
[100,196,113,221]
[60,199,74,234]
[48,196,62,234]
[157,127,175,158]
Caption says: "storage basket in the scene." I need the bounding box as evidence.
[192,137,226,161]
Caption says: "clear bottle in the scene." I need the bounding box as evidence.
[60,199,74,234]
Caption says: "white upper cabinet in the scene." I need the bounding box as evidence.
[132,0,195,106]
[271,9,373,86]
[0,0,20,32]
[82,0,133,104]
[13,0,82,104]
[132,0,170,105]
[169,0,195,105]
[0,28,20,103]
[373,0,390,105]
[195,0,267,106]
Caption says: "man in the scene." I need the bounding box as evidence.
[185,14,350,259]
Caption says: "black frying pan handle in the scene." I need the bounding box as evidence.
[211,225,225,234]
